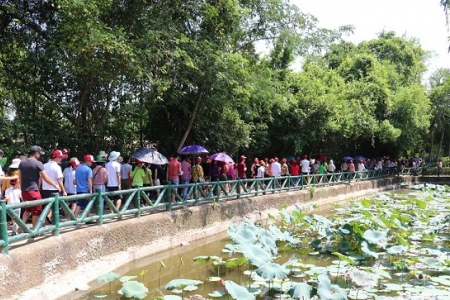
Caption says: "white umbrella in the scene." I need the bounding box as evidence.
[131,148,168,165]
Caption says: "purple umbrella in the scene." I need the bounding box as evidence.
[178,144,209,155]
[210,152,234,163]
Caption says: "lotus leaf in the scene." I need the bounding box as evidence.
[386,245,408,255]
[288,282,312,299]
[224,280,256,300]
[382,283,403,291]
[224,257,248,268]
[347,289,370,299]
[332,252,356,266]
[208,291,226,298]
[395,233,409,246]
[256,262,289,280]
[192,255,221,263]
[240,242,273,267]
[97,272,119,283]
[165,279,203,290]
[235,224,258,244]
[360,241,379,259]
[362,229,388,248]
[313,214,332,226]
[360,199,371,208]
[344,269,378,288]
[162,296,182,300]
[119,275,138,283]
[419,257,441,268]
[280,207,292,224]
[317,274,348,300]
[117,281,148,299]
[370,268,392,279]
[93,294,107,298]
[183,285,198,291]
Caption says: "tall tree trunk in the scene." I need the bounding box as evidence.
[177,93,202,152]
[437,130,445,161]
[429,128,434,163]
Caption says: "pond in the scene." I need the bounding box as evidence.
[78,183,450,300]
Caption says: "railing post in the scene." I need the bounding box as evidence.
[166,184,172,211]
[95,188,103,226]
[215,181,220,202]
[0,200,9,255]
[193,182,198,202]
[236,179,241,199]
[135,187,141,217]
[51,193,60,236]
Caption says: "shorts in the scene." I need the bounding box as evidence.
[76,199,89,209]
[121,179,131,191]
[106,186,121,200]
[41,189,60,199]
[22,190,43,217]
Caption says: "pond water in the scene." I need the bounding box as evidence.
[76,184,450,299]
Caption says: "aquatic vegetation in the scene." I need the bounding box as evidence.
[90,183,450,299]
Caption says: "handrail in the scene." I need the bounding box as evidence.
[0,169,391,254]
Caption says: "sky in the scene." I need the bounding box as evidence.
[292,0,450,80]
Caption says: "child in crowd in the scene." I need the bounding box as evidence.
[4,179,21,236]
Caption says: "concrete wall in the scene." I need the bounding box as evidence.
[1,178,403,299]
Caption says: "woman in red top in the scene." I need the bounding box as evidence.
[290,160,300,185]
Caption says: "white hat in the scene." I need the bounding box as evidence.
[108,151,120,161]
[10,158,21,169]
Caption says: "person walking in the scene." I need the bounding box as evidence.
[120,156,132,191]
[19,146,60,229]
[74,155,95,221]
[105,151,122,211]
[42,150,67,223]
[92,156,108,193]
[63,158,80,213]
[167,155,182,202]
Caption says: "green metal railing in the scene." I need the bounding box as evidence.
[0,169,390,254]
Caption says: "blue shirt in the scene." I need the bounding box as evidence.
[75,163,92,193]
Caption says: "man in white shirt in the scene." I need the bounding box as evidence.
[106,151,122,211]
[63,157,81,213]
[300,155,310,175]
[42,150,67,223]
[271,157,282,188]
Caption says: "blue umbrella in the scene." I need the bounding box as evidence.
[131,148,169,165]
[354,155,366,161]
[342,156,354,161]
[178,144,209,155]
[210,152,234,163]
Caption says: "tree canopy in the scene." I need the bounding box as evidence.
[0,0,443,161]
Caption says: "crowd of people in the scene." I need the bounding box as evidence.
[0,145,433,236]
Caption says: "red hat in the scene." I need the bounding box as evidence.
[52,150,63,158]
[62,149,70,155]
[84,154,96,162]
[135,159,141,164]
[195,157,202,163]
[240,155,247,160]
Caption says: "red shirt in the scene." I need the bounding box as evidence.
[290,164,299,176]
[237,162,246,178]
[168,160,181,180]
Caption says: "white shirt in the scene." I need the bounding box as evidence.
[121,163,132,179]
[377,161,383,170]
[42,160,63,190]
[271,162,281,177]
[5,187,21,204]
[328,163,336,172]
[357,163,365,171]
[106,160,121,187]
[300,159,310,173]
[257,166,265,178]
[63,166,77,194]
